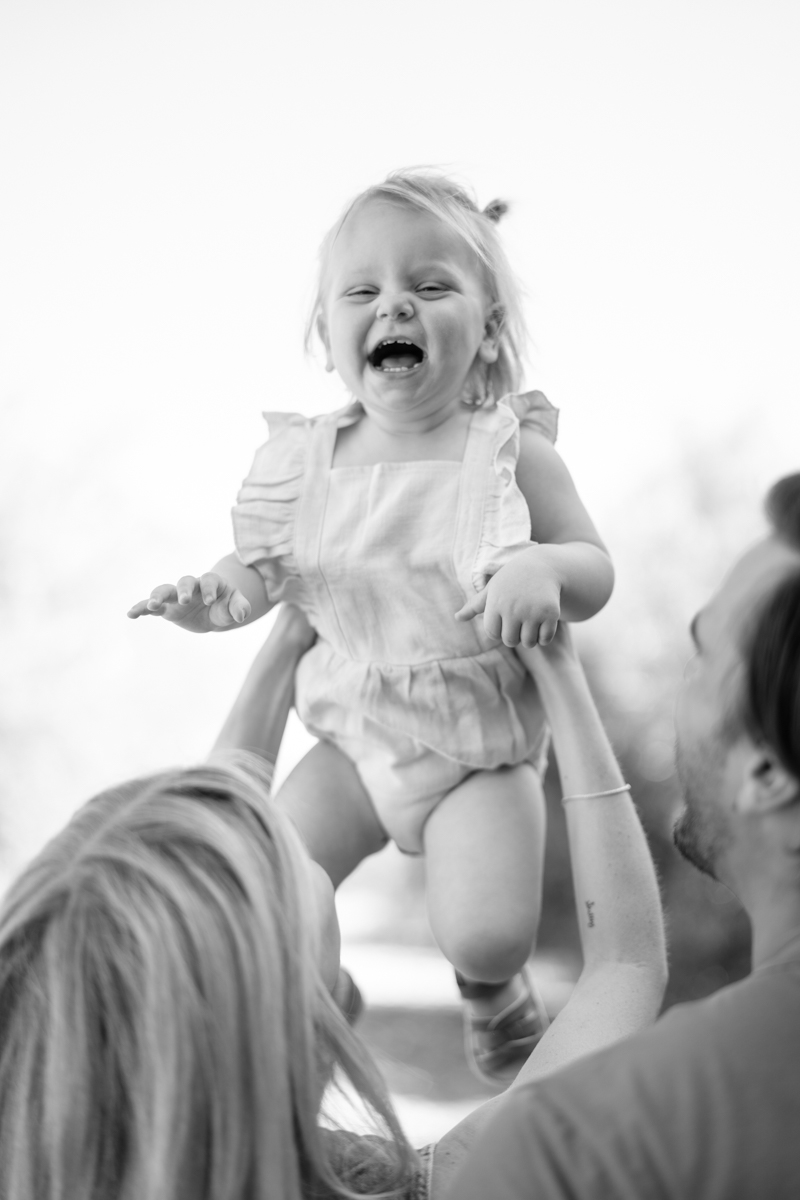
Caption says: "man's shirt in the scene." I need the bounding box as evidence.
[450,948,800,1199]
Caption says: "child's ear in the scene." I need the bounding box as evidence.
[477,304,504,365]
[316,314,335,373]
[736,744,800,816]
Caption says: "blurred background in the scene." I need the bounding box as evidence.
[1,0,799,1143]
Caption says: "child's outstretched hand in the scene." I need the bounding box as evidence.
[127,573,251,632]
[454,551,562,648]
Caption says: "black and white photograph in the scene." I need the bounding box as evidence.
[1,2,799,1196]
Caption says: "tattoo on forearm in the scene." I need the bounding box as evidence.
[585,900,596,928]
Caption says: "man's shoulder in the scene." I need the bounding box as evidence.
[521,963,800,1107]
[456,968,800,1200]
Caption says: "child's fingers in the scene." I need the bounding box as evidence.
[146,583,179,612]
[538,616,560,646]
[454,587,488,622]
[500,616,522,648]
[520,620,539,649]
[176,575,201,605]
[227,589,251,624]
[127,598,154,619]
[481,607,503,641]
[199,572,224,606]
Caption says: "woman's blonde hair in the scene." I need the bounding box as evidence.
[306,168,528,404]
[0,755,415,1199]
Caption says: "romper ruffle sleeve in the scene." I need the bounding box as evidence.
[231,411,309,606]
[472,390,559,591]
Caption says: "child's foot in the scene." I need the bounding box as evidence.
[457,967,549,1086]
[333,967,365,1025]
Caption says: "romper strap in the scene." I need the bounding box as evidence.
[293,414,338,579]
[452,407,503,600]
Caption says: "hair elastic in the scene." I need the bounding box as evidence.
[482,198,509,224]
[561,784,632,803]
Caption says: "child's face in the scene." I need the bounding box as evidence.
[319,199,499,421]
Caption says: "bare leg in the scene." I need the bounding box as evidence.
[273,740,388,888]
[424,763,547,1081]
[423,763,546,983]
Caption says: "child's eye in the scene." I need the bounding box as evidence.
[345,287,378,298]
[417,283,448,295]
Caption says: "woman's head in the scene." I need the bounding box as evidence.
[308,169,527,408]
[0,756,412,1199]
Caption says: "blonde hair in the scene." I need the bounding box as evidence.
[306,168,528,404]
[0,756,415,1199]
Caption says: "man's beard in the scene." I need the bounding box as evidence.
[672,803,720,880]
[673,738,731,881]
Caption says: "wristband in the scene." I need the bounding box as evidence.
[561,783,631,803]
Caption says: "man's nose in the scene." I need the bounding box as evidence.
[377,292,414,321]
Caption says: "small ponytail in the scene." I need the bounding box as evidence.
[482,198,509,224]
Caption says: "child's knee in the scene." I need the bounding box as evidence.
[440,924,535,984]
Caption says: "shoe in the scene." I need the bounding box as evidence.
[462,968,549,1086]
[335,968,365,1025]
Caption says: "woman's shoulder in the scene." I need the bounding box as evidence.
[317,1129,431,1198]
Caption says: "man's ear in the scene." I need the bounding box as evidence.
[316,314,335,373]
[737,745,800,815]
[477,304,504,365]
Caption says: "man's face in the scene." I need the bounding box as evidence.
[673,537,800,879]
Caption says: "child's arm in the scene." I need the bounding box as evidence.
[127,551,272,632]
[455,429,614,647]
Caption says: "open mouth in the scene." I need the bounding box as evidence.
[368,338,426,373]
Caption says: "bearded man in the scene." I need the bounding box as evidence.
[448,474,800,1200]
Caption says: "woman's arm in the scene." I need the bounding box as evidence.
[211,604,316,763]
[510,629,667,1071]
[432,626,666,1191]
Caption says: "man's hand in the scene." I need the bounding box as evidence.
[454,550,562,647]
[127,573,252,632]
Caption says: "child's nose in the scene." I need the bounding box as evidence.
[377,292,414,321]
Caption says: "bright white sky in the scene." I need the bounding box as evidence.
[1,0,799,867]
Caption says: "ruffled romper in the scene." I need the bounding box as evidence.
[233,390,559,853]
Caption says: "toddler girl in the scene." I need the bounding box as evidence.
[129,171,614,1084]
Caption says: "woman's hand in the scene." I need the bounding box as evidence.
[270,602,317,654]
[454,548,562,648]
